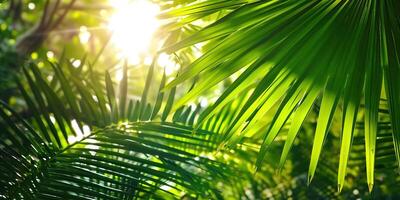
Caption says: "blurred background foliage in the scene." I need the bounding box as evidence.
[0,0,200,103]
[0,0,399,199]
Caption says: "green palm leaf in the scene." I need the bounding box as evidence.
[160,0,400,190]
[0,61,234,199]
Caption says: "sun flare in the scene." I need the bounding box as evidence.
[108,0,160,62]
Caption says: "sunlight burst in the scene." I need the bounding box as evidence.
[108,0,160,62]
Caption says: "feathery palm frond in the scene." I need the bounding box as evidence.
[0,60,237,199]
[159,0,400,191]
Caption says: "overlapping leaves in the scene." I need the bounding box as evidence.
[160,0,400,191]
[0,61,232,199]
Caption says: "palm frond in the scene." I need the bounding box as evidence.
[0,61,235,199]
[160,0,400,191]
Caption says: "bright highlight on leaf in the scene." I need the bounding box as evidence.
[108,0,160,62]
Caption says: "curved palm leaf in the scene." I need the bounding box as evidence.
[160,0,400,191]
[0,61,236,199]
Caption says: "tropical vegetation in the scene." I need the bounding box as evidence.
[0,0,399,199]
